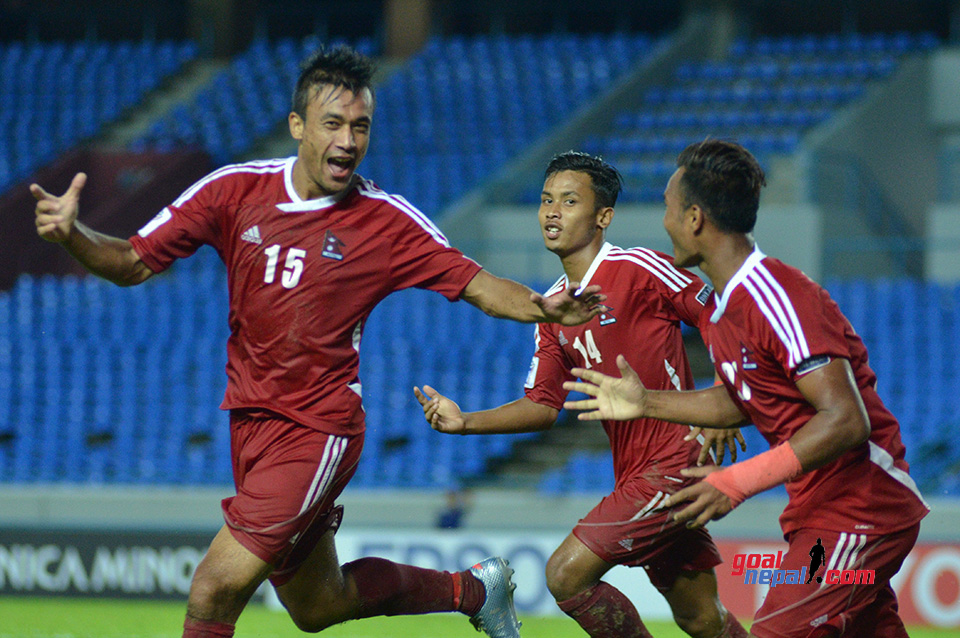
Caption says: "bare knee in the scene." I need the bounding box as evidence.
[187,563,262,624]
[281,583,352,633]
[672,605,724,638]
[545,552,594,602]
[187,526,273,624]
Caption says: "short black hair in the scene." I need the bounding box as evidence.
[292,45,377,118]
[675,139,766,234]
[544,151,623,209]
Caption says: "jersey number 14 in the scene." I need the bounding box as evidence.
[572,330,603,368]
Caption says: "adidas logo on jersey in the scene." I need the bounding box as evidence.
[618,538,634,550]
[241,225,262,245]
[558,331,568,346]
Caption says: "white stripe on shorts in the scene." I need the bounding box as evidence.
[298,435,346,515]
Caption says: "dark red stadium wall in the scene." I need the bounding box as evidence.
[0,150,211,290]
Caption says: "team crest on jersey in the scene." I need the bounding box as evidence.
[322,230,345,260]
[598,308,617,326]
[740,344,758,370]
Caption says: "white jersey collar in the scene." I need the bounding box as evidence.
[563,242,614,293]
[278,156,353,212]
[709,245,766,323]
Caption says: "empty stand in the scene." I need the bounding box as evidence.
[584,32,938,201]
[134,33,653,217]
[0,40,198,196]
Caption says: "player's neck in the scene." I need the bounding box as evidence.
[559,243,602,285]
[700,233,755,297]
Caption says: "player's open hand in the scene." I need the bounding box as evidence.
[661,465,734,528]
[687,427,748,466]
[32,172,86,243]
[562,354,647,421]
[530,281,607,326]
[413,386,466,434]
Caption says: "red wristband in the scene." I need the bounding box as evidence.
[704,443,803,508]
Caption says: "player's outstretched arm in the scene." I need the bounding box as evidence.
[32,173,154,287]
[414,386,557,435]
[414,386,467,434]
[662,358,869,529]
[562,355,647,421]
[461,269,606,325]
[564,355,748,427]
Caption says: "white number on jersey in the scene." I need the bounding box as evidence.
[572,329,603,368]
[263,244,307,289]
[720,360,752,401]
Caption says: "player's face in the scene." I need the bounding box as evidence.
[539,170,607,258]
[663,168,698,267]
[289,84,373,198]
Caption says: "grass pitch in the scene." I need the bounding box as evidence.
[0,597,954,637]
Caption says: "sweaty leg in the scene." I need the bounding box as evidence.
[276,529,484,633]
[183,525,274,637]
[662,569,747,638]
[548,533,653,638]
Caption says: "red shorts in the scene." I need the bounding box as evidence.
[221,409,363,586]
[751,523,920,638]
[573,476,723,592]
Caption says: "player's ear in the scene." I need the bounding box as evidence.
[289,111,304,141]
[687,204,705,234]
[596,206,614,230]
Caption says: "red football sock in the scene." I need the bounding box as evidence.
[182,616,235,638]
[457,569,486,617]
[557,582,653,638]
[344,557,469,618]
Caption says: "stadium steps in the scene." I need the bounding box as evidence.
[483,414,609,489]
[95,58,229,149]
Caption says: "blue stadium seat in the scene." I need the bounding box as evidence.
[591,32,937,203]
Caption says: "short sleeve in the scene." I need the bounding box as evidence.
[627,247,712,328]
[389,216,483,301]
[129,175,222,273]
[664,274,713,329]
[749,277,851,382]
[523,323,572,411]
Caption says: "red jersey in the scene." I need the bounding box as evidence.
[524,243,714,486]
[129,157,482,435]
[700,247,929,536]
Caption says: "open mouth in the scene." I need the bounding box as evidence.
[328,157,354,180]
[544,223,562,240]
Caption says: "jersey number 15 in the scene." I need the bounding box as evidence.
[263,244,306,289]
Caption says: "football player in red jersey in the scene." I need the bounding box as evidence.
[564,140,928,637]
[31,46,608,638]
[415,151,749,638]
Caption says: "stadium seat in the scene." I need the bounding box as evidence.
[590,32,937,202]
[0,40,198,197]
